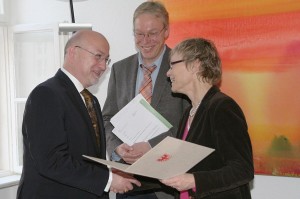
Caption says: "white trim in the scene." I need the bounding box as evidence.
[7,25,20,173]
[0,174,20,189]
[10,23,61,68]
[0,170,11,178]
[0,25,12,173]
[0,0,8,23]
[7,23,62,173]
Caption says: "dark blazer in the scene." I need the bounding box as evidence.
[177,86,254,199]
[17,69,109,199]
[103,46,189,156]
[102,46,189,198]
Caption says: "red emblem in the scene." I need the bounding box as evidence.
[157,153,171,162]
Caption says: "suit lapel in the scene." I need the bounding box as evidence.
[151,47,171,108]
[93,97,107,159]
[55,69,101,155]
[126,55,139,101]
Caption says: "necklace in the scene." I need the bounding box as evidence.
[189,101,201,117]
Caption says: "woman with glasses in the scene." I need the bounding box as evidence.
[161,38,254,199]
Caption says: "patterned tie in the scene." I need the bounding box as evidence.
[81,89,100,148]
[139,64,157,103]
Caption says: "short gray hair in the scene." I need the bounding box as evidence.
[133,1,169,28]
[171,38,222,85]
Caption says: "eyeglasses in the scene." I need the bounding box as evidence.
[134,27,165,40]
[75,46,111,65]
[169,59,184,69]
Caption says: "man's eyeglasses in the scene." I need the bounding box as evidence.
[75,46,111,65]
[134,27,165,40]
[169,59,184,69]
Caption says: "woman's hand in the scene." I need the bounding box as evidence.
[160,173,195,191]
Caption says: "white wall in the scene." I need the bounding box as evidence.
[251,175,300,198]
[0,185,18,199]
[9,0,145,105]
[2,0,300,198]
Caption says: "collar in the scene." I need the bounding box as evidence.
[61,67,84,93]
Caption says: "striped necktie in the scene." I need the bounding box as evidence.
[139,64,157,103]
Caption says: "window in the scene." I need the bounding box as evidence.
[0,0,11,176]
[10,24,61,173]
[0,24,61,176]
[0,0,3,14]
[0,22,88,179]
[0,25,10,177]
[0,0,8,23]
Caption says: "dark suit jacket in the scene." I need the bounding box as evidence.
[102,47,189,198]
[176,86,254,199]
[103,46,189,156]
[17,69,109,199]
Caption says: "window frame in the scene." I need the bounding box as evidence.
[0,22,76,181]
[0,25,12,178]
[0,0,8,23]
[5,23,61,174]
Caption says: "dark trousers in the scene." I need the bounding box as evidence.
[116,192,158,199]
[116,176,163,199]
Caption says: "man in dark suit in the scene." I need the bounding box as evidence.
[102,2,189,199]
[17,30,140,199]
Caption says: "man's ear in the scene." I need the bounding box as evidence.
[67,46,76,58]
[164,25,170,40]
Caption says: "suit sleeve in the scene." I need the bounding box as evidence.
[23,86,109,196]
[102,64,123,157]
[193,98,254,197]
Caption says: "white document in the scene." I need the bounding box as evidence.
[83,136,214,180]
[111,94,173,146]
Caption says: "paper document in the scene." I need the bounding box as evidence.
[111,94,172,145]
[83,136,214,179]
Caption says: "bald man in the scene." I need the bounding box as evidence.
[17,30,140,199]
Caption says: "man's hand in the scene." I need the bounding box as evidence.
[131,142,151,156]
[110,172,141,194]
[115,143,142,164]
[116,142,151,164]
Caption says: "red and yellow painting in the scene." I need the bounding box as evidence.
[160,0,300,177]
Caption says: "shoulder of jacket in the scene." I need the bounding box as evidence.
[113,53,138,66]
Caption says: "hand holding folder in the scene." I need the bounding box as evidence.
[84,136,214,180]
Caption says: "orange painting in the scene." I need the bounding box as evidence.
[160,0,300,177]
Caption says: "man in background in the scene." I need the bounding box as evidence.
[103,2,189,199]
[17,30,140,199]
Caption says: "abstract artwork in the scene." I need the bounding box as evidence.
[160,0,300,177]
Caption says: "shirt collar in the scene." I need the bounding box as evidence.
[61,67,84,93]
